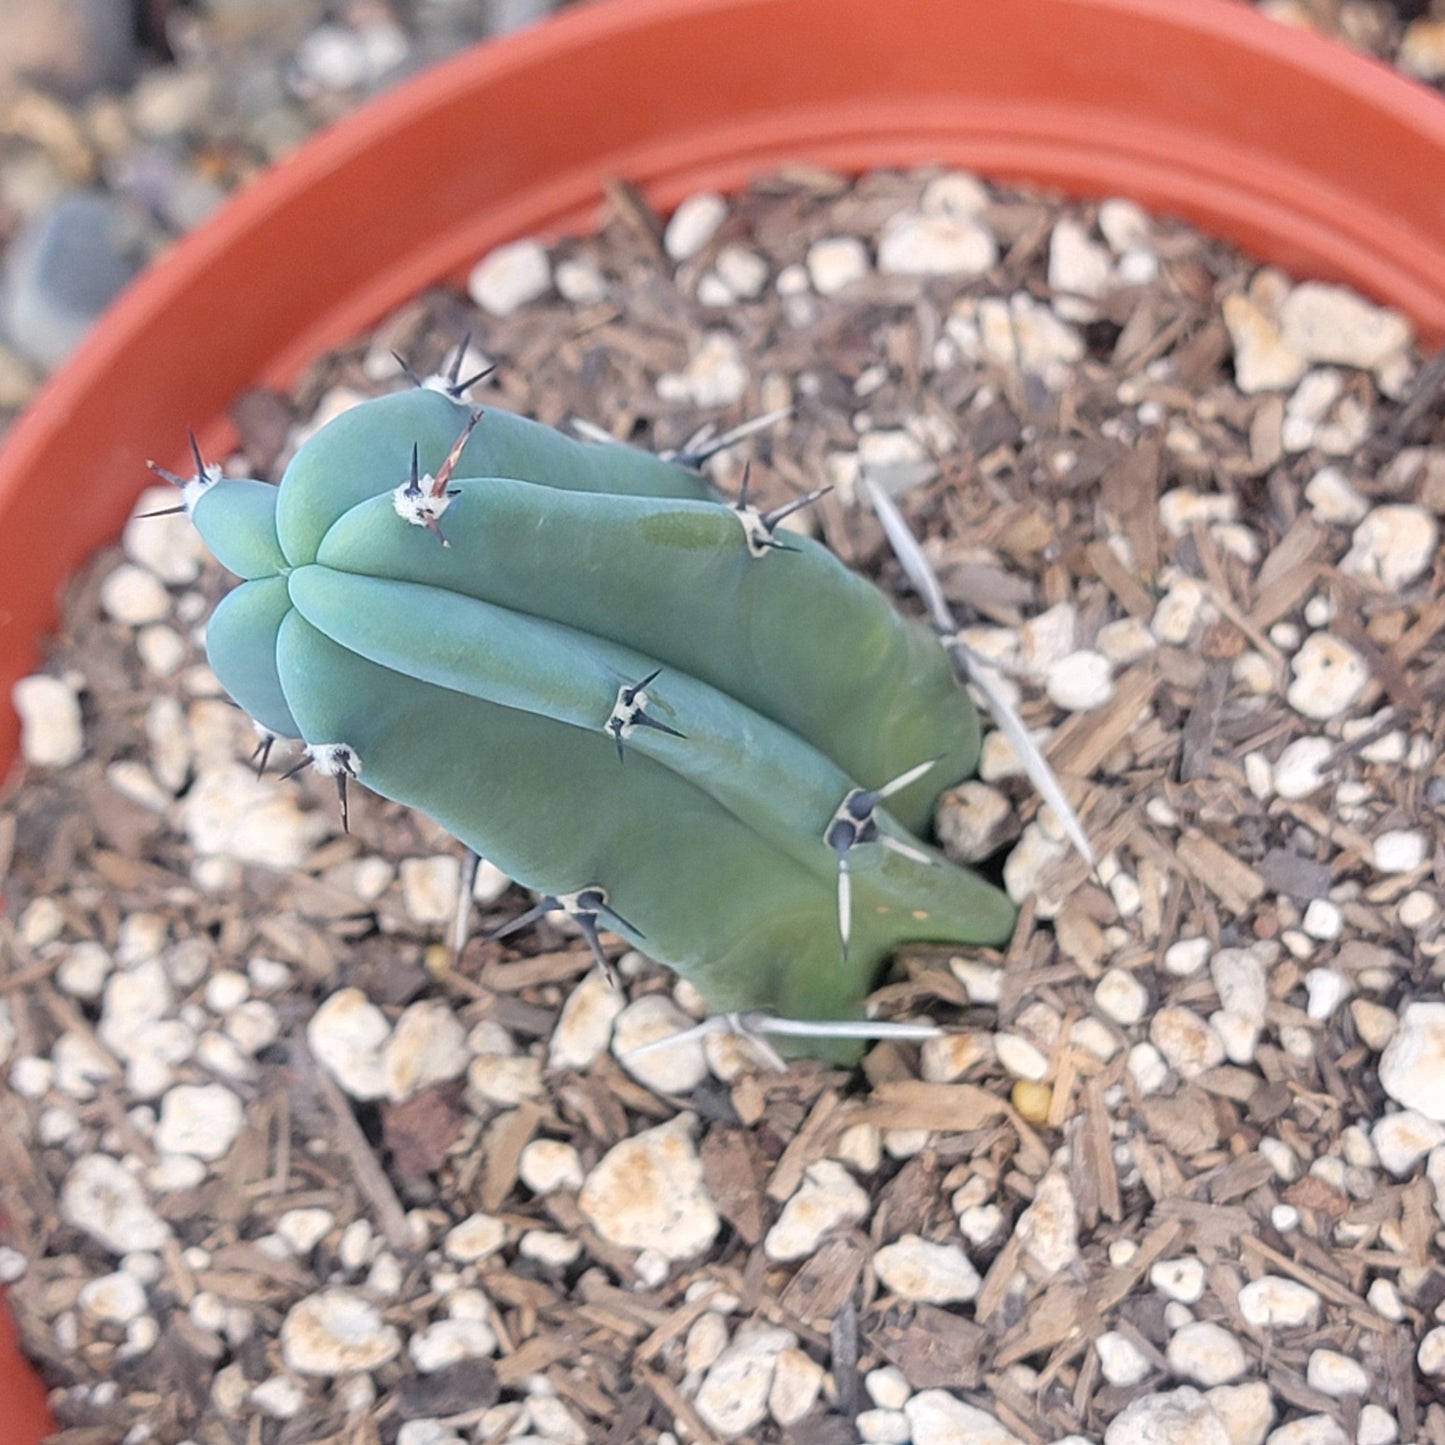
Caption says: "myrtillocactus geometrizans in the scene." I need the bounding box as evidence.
[170,377,1015,1049]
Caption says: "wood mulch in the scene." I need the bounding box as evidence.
[2,164,1444,1445]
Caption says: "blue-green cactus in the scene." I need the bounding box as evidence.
[172,378,1015,1051]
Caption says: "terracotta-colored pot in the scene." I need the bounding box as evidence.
[1,0,1443,1432]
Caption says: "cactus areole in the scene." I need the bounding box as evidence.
[181,384,1015,1052]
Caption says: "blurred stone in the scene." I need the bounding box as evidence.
[1,190,150,370]
[0,0,136,98]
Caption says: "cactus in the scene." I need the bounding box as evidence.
[170,374,1015,1054]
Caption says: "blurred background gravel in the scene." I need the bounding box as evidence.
[0,0,1438,434]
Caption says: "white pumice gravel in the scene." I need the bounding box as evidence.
[279,1288,401,1376]
[663,191,727,261]
[1237,1276,1322,1329]
[1378,1002,1445,1121]
[763,1158,870,1261]
[577,1115,718,1260]
[873,1234,981,1303]
[466,237,551,316]
[12,671,85,767]
[306,987,391,1100]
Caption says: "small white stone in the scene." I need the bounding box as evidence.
[1372,829,1428,875]
[1286,633,1368,721]
[554,256,607,304]
[1272,737,1333,800]
[994,1032,1049,1081]
[444,1213,505,1263]
[549,970,625,1070]
[764,1158,870,1261]
[307,988,391,1100]
[275,1207,333,1256]
[1128,1041,1171,1094]
[54,942,111,1002]
[79,1270,148,1324]
[383,999,467,1102]
[1357,1405,1398,1445]
[1303,467,1368,524]
[226,999,279,1056]
[1096,1331,1152,1387]
[1206,1382,1275,1445]
[1237,1275,1321,1329]
[906,1390,1025,1445]
[1097,617,1157,666]
[1095,969,1149,1027]
[409,1317,497,1371]
[1151,1257,1207,1304]
[280,1289,400,1376]
[768,1345,824,1426]
[859,1407,912,1443]
[182,764,328,870]
[466,1052,543,1107]
[1046,650,1114,711]
[467,238,550,316]
[1002,822,1070,916]
[694,1323,795,1438]
[1279,283,1411,373]
[663,192,727,261]
[204,970,249,1013]
[865,1365,912,1410]
[1017,1171,1079,1275]
[806,236,869,296]
[1168,1322,1246,1387]
[578,1115,718,1260]
[124,486,206,584]
[1048,217,1113,320]
[518,1138,584,1195]
[919,1032,991,1084]
[1303,967,1348,1021]
[613,994,708,1093]
[1304,1349,1367,1398]
[715,244,769,299]
[1265,1417,1349,1445]
[878,210,997,278]
[100,563,170,625]
[1399,889,1437,929]
[936,781,1016,863]
[658,330,748,409]
[1164,938,1211,977]
[1342,505,1438,592]
[1151,1007,1225,1079]
[874,1233,981,1303]
[1379,1002,1445,1121]
[12,672,85,767]
[62,1154,170,1255]
[1224,294,1306,394]
[1421,1325,1445,1376]
[249,1375,306,1420]
[1371,1110,1445,1175]
[154,1083,244,1161]
[399,855,460,926]
[1152,576,1208,645]
[1159,489,1238,538]
[1301,901,1342,941]
[1105,1388,1232,1445]
[518,1229,582,1267]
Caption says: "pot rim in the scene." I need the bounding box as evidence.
[3,0,1445,1426]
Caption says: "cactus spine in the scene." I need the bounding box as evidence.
[179,380,1015,1050]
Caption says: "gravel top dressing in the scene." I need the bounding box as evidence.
[3,166,1444,1445]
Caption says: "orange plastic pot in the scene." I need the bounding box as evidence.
[1,0,1444,1431]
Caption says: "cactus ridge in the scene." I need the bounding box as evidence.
[182,389,1016,1045]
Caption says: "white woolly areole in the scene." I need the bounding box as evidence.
[391,479,453,529]
[308,743,359,777]
[180,467,222,515]
[732,504,777,559]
